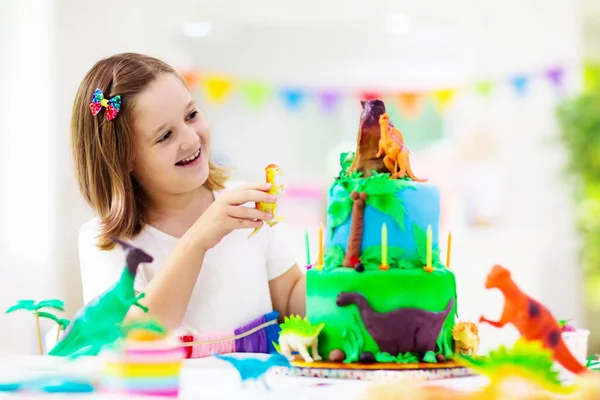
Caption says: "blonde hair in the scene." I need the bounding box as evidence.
[71,53,228,250]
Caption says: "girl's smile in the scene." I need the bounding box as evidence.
[176,147,202,167]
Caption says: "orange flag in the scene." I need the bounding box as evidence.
[182,70,199,90]
[396,92,425,120]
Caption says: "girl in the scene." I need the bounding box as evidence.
[71,52,305,340]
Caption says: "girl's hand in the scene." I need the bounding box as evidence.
[190,182,276,252]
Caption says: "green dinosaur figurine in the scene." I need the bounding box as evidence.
[48,238,152,357]
[272,315,325,362]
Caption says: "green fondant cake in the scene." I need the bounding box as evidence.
[305,99,458,365]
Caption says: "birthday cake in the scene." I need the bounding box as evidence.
[303,99,459,366]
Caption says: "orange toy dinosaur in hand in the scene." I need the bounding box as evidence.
[376,113,426,182]
[479,264,587,375]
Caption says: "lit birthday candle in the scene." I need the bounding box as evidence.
[380,223,389,270]
[304,229,311,270]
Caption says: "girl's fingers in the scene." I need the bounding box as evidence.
[231,218,263,229]
[225,189,277,206]
[227,205,272,221]
[242,182,272,191]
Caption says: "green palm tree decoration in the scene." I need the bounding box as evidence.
[5,299,67,354]
[37,312,70,344]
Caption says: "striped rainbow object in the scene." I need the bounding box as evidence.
[100,336,185,397]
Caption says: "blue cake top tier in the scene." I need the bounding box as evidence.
[324,172,442,272]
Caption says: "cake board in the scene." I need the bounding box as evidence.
[272,359,475,382]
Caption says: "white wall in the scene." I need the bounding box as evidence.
[0,0,587,355]
[0,0,59,356]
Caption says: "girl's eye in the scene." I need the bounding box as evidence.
[157,131,172,143]
[186,110,198,121]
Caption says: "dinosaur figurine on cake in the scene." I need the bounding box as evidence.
[347,99,425,181]
[49,238,152,357]
[376,113,426,182]
[336,292,454,362]
[479,264,588,375]
[248,164,285,238]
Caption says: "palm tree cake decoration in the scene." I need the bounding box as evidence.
[5,299,70,354]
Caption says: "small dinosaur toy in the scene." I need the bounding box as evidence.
[248,164,285,238]
[48,238,152,357]
[376,113,426,182]
[452,321,480,358]
[272,315,325,362]
[479,264,588,375]
[214,353,290,389]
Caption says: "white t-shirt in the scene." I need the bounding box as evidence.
[77,181,297,335]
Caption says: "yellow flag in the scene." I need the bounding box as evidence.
[432,89,456,112]
[202,76,233,103]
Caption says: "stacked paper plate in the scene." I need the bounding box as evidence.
[101,335,185,397]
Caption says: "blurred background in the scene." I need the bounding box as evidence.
[1,0,599,356]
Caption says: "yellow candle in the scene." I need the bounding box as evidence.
[317,222,324,269]
[446,231,452,268]
[426,225,432,269]
[381,223,388,266]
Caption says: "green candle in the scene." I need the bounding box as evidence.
[305,229,311,265]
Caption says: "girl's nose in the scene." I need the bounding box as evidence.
[180,126,199,150]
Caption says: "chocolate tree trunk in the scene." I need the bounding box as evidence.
[343,192,367,267]
[348,100,388,178]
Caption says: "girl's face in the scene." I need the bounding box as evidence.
[132,74,211,198]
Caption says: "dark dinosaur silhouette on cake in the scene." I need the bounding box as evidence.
[336,292,454,357]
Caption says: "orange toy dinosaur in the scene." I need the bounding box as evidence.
[479,264,587,375]
[376,113,426,182]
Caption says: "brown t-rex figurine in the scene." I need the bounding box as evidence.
[347,100,389,178]
[479,264,587,375]
[376,113,426,182]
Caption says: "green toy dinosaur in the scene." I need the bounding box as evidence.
[48,238,152,357]
[272,315,325,363]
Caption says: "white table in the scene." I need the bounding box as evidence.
[0,354,488,399]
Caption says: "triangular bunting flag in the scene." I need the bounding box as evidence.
[280,88,305,110]
[584,62,600,90]
[182,70,199,90]
[474,80,494,97]
[511,75,529,96]
[359,91,380,101]
[396,92,425,120]
[202,76,233,103]
[317,90,341,113]
[545,66,565,88]
[432,89,456,112]
[240,82,271,108]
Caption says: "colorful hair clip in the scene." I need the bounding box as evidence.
[89,88,121,121]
